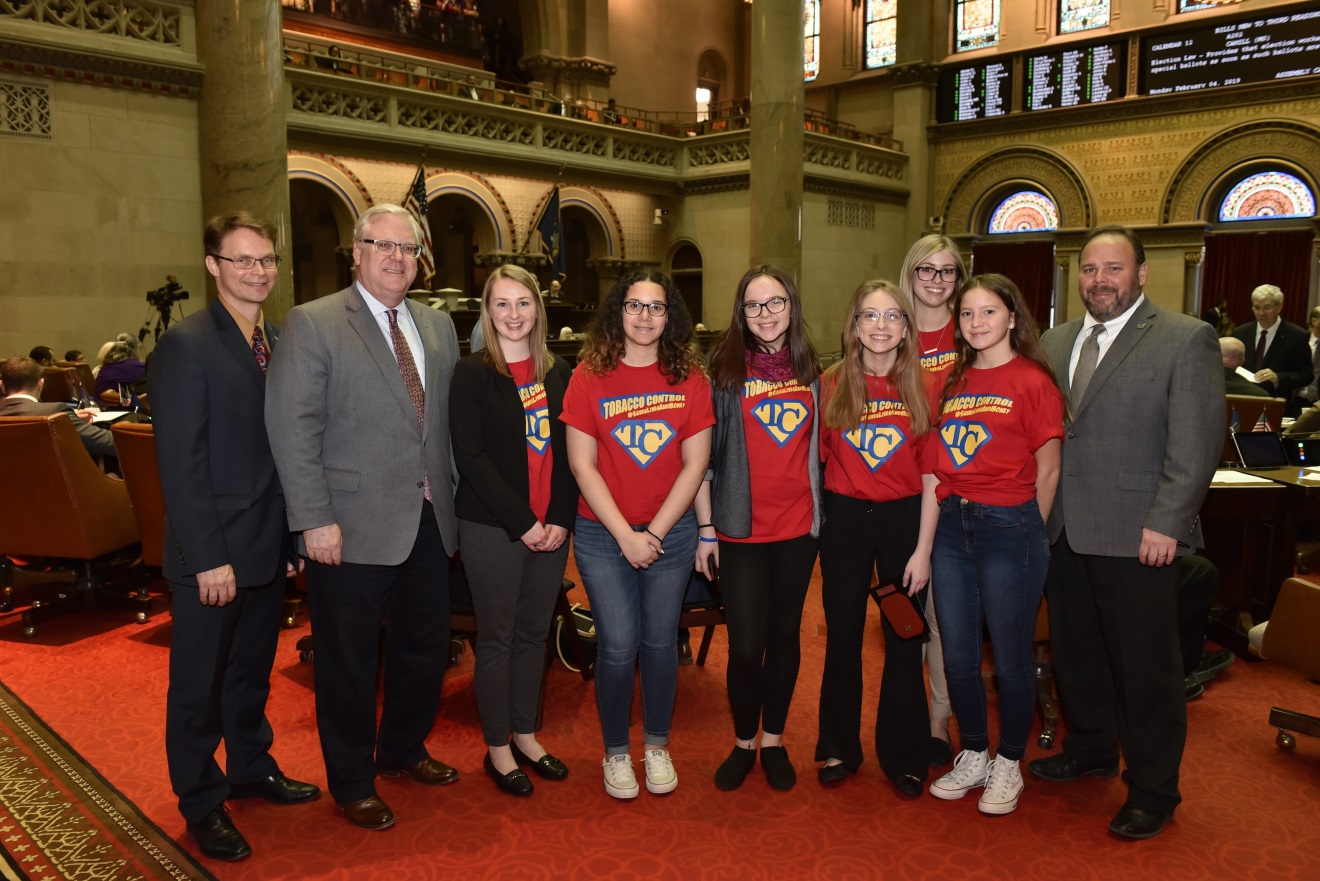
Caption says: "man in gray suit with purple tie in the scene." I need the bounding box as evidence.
[265,204,460,832]
[1030,227,1222,840]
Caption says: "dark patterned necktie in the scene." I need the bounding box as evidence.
[387,308,431,501]
[1070,324,1103,408]
[252,325,269,374]
[1257,328,1268,367]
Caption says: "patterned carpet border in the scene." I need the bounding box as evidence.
[0,678,217,881]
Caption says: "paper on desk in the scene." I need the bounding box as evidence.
[90,410,125,423]
[1212,470,1277,485]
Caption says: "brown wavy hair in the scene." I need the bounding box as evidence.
[823,279,931,434]
[940,273,1063,408]
[708,265,821,391]
[478,264,552,384]
[577,268,704,385]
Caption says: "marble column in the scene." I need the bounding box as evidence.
[749,0,804,279]
[195,0,293,320]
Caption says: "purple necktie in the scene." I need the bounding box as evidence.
[252,325,269,374]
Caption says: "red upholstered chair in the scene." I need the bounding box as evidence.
[1263,577,1320,750]
[38,367,79,403]
[0,414,152,635]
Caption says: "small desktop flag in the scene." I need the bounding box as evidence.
[1230,408,1241,433]
[1252,409,1272,433]
[403,164,436,288]
[534,185,565,282]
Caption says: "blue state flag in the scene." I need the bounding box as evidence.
[535,186,565,281]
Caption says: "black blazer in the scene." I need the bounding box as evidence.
[1232,319,1312,400]
[147,296,287,587]
[449,351,578,540]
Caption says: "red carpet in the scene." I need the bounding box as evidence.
[0,561,1318,881]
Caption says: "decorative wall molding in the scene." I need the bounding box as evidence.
[827,198,876,229]
[0,39,201,95]
[0,75,50,141]
[519,52,616,87]
[0,0,182,46]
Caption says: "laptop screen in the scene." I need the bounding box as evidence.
[1234,431,1290,469]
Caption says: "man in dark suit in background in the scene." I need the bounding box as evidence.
[1031,227,1222,840]
[150,212,319,863]
[266,204,461,832]
[1231,284,1311,412]
[0,357,115,457]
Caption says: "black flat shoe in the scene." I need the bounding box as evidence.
[817,762,851,786]
[1028,751,1120,782]
[510,743,569,781]
[185,805,251,862]
[1108,802,1169,840]
[229,772,321,804]
[760,746,796,792]
[928,737,954,766]
[484,754,534,797]
[891,774,923,798]
[714,745,757,791]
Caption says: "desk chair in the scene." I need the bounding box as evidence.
[110,422,165,569]
[1222,395,1286,463]
[38,367,80,404]
[679,570,725,668]
[0,415,152,635]
[1262,577,1320,750]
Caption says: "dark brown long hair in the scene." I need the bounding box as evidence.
[941,273,1063,406]
[708,265,821,391]
[577,268,704,384]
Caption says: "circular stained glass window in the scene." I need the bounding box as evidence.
[988,190,1059,234]
[1219,171,1315,222]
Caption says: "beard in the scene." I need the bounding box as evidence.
[1082,285,1137,323]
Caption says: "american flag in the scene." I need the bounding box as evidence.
[403,163,436,287]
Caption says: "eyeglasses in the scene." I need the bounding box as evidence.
[361,239,423,259]
[623,300,668,316]
[214,254,281,270]
[914,265,959,282]
[742,297,788,318]
[856,310,906,327]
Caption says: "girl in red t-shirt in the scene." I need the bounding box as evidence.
[900,234,969,768]
[928,274,1064,816]
[692,265,823,793]
[816,279,940,799]
[560,269,714,800]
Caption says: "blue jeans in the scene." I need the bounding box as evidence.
[573,510,697,753]
[931,496,1048,761]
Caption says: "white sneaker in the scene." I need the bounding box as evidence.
[602,754,639,799]
[929,749,989,800]
[978,757,1023,815]
[642,748,678,794]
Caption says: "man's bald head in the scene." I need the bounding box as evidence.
[1220,336,1247,369]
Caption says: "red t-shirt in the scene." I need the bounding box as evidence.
[821,371,940,503]
[933,356,1065,505]
[722,375,814,543]
[919,320,958,382]
[560,360,715,524]
[509,358,554,523]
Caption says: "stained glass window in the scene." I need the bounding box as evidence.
[988,191,1060,234]
[864,0,897,69]
[805,0,820,82]
[1060,0,1109,34]
[955,0,1001,53]
[1179,1,1242,12]
[1218,171,1316,222]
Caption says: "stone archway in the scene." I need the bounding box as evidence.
[940,147,1092,236]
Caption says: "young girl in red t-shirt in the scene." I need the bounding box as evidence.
[928,274,1064,815]
[815,279,940,798]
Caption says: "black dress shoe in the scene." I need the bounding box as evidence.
[484,754,534,797]
[1185,675,1205,701]
[1109,802,1169,840]
[714,745,757,791]
[185,805,252,861]
[760,746,796,792]
[1193,648,1235,684]
[928,736,954,766]
[817,762,851,786]
[891,774,923,798]
[1028,751,1120,782]
[510,743,569,781]
[379,757,460,785]
[229,772,321,804]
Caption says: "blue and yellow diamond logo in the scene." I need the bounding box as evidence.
[940,420,992,469]
[843,424,906,471]
[525,406,550,454]
[751,400,809,447]
[611,419,675,468]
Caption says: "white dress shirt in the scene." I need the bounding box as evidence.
[1068,294,1146,383]
[358,281,426,390]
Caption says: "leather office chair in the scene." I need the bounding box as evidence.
[0,415,152,635]
[55,361,96,403]
[678,570,725,668]
[1262,577,1320,750]
[110,422,165,569]
[1222,395,1287,464]
[38,367,80,404]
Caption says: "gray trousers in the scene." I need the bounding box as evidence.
[459,519,570,745]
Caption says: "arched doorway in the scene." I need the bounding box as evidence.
[562,208,601,306]
[289,179,352,304]
[670,242,703,325]
[427,194,486,296]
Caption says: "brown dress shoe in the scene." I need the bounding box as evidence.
[339,795,396,830]
[379,757,459,786]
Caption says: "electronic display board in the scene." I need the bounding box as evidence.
[937,60,1013,122]
[1141,6,1320,95]
[1025,41,1126,111]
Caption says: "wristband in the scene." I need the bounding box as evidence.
[646,528,664,545]
[697,523,714,529]
[698,536,719,543]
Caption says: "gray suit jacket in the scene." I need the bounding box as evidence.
[0,396,115,457]
[265,285,459,564]
[1040,299,1223,557]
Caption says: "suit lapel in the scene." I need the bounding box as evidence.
[208,298,266,391]
[1072,302,1158,418]
[1047,320,1082,400]
[345,286,421,432]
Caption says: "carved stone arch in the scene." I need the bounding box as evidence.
[941,147,1092,236]
[424,170,515,252]
[527,185,621,257]
[288,151,372,221]
[1161,119,1320,224]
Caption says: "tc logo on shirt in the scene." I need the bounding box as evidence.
[611,420,675,468]
[524,407,550,454]
[751,400,809,447]
[843,425,906,471]
[940,420,993,469]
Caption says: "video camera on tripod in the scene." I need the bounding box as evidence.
[138,275,191,344]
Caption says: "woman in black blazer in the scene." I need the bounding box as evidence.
[449,264,579,797]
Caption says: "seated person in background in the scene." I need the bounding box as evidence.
[64,349,85,363]
[0,357,115,458]
[601,98,621,124]
[28,346,55,367]
[1176,555,1234,702]
[94,341,147,399]
[1220,337,1270,398]
[1292,306,1320,411]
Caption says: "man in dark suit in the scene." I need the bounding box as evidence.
[266,204,461,831]
[1031,227,1222,840]
[150,212,320,862]
[1292,306,1320,407]
[1231,284,1311,412]
[0,357,115,457]
[1219,337,1270,398]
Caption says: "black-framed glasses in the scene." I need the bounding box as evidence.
[856,310,906,327]
[214,254,281,270]
[742,296,788,318]
[914,265,959,282]
[361,239,423,259]
[623,300,668,316]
